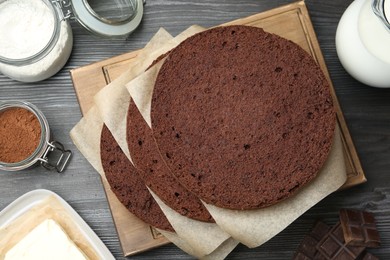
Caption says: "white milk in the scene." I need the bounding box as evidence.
[336,0,390,88]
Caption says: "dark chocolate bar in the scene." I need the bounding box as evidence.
[316,222,365,259]
[293,221,330,259]
[339,209,380,248]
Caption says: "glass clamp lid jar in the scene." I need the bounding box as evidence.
[56,0,144,37]
[0,0,144,82]
[0,101,72,173]
[336,0,390,88]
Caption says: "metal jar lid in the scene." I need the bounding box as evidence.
[53,0,144,37]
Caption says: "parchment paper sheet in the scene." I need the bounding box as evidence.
[70,100,236,259]
[94,25,204,160]
[93,28,174,161]
[160,230,238,260]
[92,26,234,257]
[71,28,236,258]
[125,45,348,248]
[69,107,195,257]
[203,126,346,247]
[149,188,232,256]
[0,196,98,259]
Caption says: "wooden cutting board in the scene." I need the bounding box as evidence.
[70,1,366,256]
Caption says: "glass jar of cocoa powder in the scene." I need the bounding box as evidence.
[0,101,71,172]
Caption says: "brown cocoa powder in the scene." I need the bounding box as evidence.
[0,107,42,163]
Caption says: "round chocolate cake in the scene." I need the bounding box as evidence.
[127,101,214,222]
[100,125,173,231]
[150,25,336,210]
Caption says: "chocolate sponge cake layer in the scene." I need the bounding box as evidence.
[127,101,214,223]
[151,25,336,210]
[100,125,174,232]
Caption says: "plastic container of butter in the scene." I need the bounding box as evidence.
[0,189,115,259]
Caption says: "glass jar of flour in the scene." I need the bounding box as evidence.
[336,0,390,88]
[0,0,144,82]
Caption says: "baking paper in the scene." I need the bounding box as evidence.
[160,231,238,260]
[93,28,173,161]
[149,188,231,256]
[94,25,204,160]
[71,27,237,258]
[125,39,348,248]
[203,126,346,247]
[70,94,236,259]
[70,106,198,257]
[92,25,234,257]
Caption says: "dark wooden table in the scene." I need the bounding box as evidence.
[1,0,390,259]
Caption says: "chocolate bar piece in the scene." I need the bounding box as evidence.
[316,222,365,259]
[293,221,330,259]
[339,209,380,248]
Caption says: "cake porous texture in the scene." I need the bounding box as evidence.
[127,101,214,222]
[151,25,336,210]
[100,125,173,231]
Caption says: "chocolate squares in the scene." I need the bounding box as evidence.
[293,209,381,260]
[316,222,365,259]
[294,221,330,259]
[339,209,380,248]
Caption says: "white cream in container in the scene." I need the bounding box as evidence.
[4,219,88,260]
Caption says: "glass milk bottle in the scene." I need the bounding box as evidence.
[336,0,390,88]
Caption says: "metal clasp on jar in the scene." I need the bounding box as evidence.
[50,0,145,37]
[51,0,73,21]
[39,141,72,173]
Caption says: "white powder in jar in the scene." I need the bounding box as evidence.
[0,0,73,82]
[0,0,54,59]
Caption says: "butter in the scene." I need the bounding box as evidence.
[5,219,88,260]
